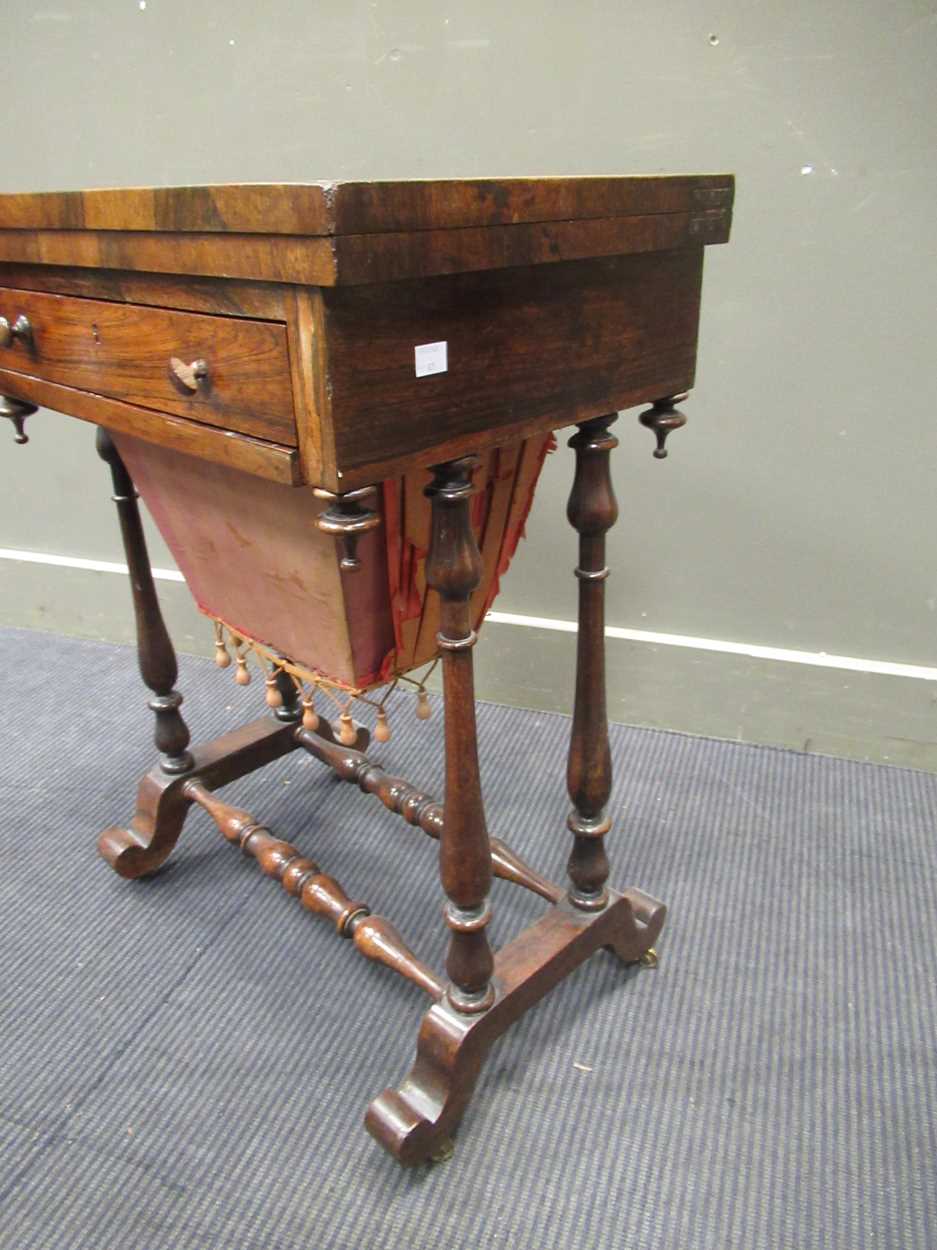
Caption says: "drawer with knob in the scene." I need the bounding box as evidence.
[0,286,296,445]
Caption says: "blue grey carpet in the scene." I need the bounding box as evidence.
[0,625,935,1249]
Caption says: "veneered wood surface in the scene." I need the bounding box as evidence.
[0,368,300,484]
[284,286,326,482]
[0,177,731,488]
[320,249,703,487]
[0,208,728,287]
[0,175,732,235]
[328,208,728,285]
[0,285,295,443]
[0,175,732,285]
[0,263,288,319]
[0,210,727,287]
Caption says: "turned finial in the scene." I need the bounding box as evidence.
[314,485,381,572]
[424,456,483,603]
[638,395,688,458]
[0,395,38,445]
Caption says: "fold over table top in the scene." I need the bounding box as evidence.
[0,176,734,285]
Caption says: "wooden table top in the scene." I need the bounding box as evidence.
[0,174,733,490]
[0,175,733,236]
[0,176,733,286]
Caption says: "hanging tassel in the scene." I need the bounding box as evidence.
[301,693,319,731]
[264,673,284,708]
[415,688,432,720]
[214,622,231,669]
[338,711,357,745]
[234,652,251,686]
[374,708,391,743]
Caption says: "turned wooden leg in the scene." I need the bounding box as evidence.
[96,427,194,775]
[565,414,618,910]
[424,456,496,1015]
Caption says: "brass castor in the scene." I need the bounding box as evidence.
[640,947,659,969]
[429,1137,455,1164]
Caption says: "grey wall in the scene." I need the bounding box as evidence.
[2,1,936,766]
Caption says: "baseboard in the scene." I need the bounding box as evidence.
[3,554,937,772]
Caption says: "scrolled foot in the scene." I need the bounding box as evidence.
[603,887,667,965]
[97,775,191,880]
[365,1002,489,1165]
[98,717,305,882]
[98,818,183,880]
[368,888,668,1164]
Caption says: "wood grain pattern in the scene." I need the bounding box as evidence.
[284,286,325,481]
[565,416,619,907]
[425,458,496,1014]
[0,368,300,484]
[0,263,288,319]
[96,429,193,774]
[318,249,703,489]
[0,230,336,287]
[0,175,733,236]
[330,209,728,285]
[0,286,295,443]
[0,209,726,287]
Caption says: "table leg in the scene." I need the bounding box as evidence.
[366,442,666,1163]
[96,427,194,775]
[424,456,496,1014]
[565,414,618,910]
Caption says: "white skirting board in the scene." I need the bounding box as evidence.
[2,546,937,770]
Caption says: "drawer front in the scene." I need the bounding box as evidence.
[0,286,296,445]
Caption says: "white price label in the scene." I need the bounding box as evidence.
[414,340,448,378]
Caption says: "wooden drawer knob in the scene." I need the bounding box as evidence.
[169,356,209,392]
[0,314,33,349]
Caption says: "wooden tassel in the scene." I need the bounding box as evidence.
[338,712,357,745]
[234,654,251,686]
[374,709,391,743]
[213,622,231,669]
[265,674,284,708]
[301,695,319,731]
[415,689,432,720]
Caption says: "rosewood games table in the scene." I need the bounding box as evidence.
[0,176,733,1164]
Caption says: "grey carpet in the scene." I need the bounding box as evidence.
[0,624,935,1250]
